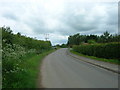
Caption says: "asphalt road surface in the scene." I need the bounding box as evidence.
[41,48,118,88]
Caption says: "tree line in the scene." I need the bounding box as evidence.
[67,31,120,46]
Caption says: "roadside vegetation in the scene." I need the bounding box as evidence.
[67,31,120,64]
[70,50,120,65]
[1,26,53,88]
[73,42,120,59]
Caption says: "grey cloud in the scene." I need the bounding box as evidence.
[59,2,117,36]
[25,19,46,34]
[2,13,18,21]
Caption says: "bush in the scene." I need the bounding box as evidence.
[73,42,120,59]
[88,40,96,44]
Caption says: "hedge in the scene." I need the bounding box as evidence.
[73,42,120,59]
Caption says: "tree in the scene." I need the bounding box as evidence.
[17,32,21,37]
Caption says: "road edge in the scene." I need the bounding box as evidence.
[36,49,57,88]
[37,49,60,88]
[66,49,120,74]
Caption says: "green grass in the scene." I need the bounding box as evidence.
[70,50,120,65]
[20,49,55,88]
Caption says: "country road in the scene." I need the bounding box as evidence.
[40,48,118,88]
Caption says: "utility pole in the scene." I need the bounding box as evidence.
[45,34,49,41]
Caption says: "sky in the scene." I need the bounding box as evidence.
[0,0,119,45]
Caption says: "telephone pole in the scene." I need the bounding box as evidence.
[45,34,49,41]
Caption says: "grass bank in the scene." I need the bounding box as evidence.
[70,50,120,65]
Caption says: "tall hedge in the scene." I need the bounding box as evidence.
[73,42,120,59]
[1,27,52,88]
[2,27,52,51]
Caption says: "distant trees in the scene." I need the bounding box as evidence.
[54,44,67,48]
[67,31,120,46]
[59,44,67,48]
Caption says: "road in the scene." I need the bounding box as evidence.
[40,48,118,88]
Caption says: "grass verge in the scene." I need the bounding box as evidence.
[70,50,120,65]
[20,49,55,88]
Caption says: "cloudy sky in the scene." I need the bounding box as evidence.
[0,0,119,45]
